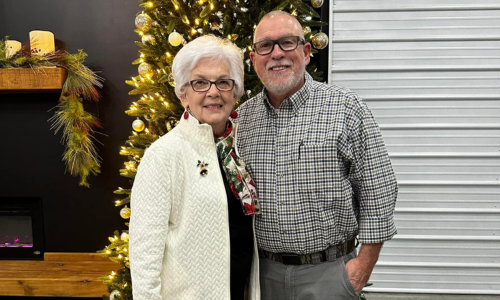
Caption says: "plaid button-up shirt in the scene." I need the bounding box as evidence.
[235,73,398,254]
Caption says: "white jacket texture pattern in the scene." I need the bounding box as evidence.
[129,115,260,300]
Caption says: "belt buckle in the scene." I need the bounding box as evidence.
[281,253,302,265]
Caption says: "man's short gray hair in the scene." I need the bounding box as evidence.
[254,11,305,42]
[172,35,244,100]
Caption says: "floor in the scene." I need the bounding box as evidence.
[367,293,500,300]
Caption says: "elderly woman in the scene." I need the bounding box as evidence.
[129,35,261,300]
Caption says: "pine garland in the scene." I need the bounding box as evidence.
[1,38,103,187]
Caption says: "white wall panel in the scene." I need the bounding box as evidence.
[331,0,500,295]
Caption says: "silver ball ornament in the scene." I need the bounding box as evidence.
[138,62,154,77]
[168,32,183,47]
[110,290,120,300]
[311,0,324,8]
[135,14,153,32]
[132,118,145,132]
[120,232,129,241]
[120,206,131,219]
[141,34,155,45]
[311,32,329,49]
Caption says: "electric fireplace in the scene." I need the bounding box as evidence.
[0,197,45,260]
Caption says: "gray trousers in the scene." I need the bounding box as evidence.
[259,250,360,300]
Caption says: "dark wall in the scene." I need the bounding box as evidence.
[0,0,140,252]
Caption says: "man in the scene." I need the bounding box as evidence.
[235,11,398,300]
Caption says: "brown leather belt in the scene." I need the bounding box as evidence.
[258,238,356,265]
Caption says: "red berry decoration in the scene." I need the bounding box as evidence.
[230,111,238,119]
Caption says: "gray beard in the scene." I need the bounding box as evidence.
[263,68,304,96]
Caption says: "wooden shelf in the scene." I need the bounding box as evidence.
[0,252,118,297]
[0,67,67,93]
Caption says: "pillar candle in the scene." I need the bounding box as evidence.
[5,40,22,58]
[29,30,55,56]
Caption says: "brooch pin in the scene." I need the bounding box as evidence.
[197,160,209,177]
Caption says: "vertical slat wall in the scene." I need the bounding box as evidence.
[330,0,500,294]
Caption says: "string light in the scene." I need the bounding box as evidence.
[146,1,153,7]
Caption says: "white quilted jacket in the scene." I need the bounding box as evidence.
[129,114,260,300]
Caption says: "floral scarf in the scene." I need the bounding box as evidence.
[215,122,261,215]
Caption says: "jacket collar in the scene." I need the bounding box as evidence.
[178,112,216,145]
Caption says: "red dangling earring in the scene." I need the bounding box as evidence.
[184,106,189,119]
[230,111,238,119]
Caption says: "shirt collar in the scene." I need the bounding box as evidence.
[261,72,312,115]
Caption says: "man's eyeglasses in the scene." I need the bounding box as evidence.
[253,36,305,55]
[188,79,235,92]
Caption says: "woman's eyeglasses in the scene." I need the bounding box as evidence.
[188,79,235,92]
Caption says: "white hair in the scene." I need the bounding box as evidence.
[172,35,244,99]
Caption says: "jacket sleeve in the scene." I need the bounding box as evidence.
[129,147,171,300]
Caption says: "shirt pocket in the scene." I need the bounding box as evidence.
[296,142,343,192]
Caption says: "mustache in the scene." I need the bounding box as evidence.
[266,59,293,69]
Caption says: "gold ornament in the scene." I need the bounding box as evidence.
[311,32,329,49]
[168,31,183,46]
[132,118,145,132]
[212,22,220,28]
[110,290,120,300]
[141,34,155,45]
[120,232,129,241]
[120,206,131,219]
[167,74,176,87]
[311,0,324,8]
[303,26,311,34]
[138,62,154,77]
[135,13,153,32]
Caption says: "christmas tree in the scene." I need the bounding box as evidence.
[98,0,328,299]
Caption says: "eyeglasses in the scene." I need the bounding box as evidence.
[188,79,235,92]
[253,36,305,55]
